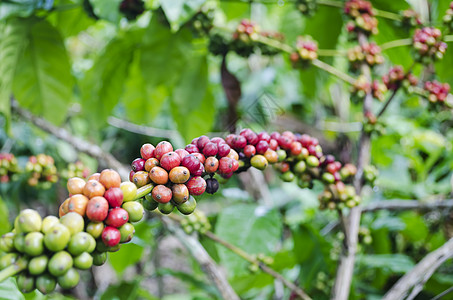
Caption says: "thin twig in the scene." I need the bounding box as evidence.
[107,116,181,141]
[159,216,240,300]
[380,38,412,51]
[431,285,453,300]
[363,199,453,213]
[383,238,453,300]
[12,100,130,179]
[203,231,312,300]
[312,59,357,85]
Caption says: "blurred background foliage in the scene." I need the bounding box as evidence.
[0,0,453,299]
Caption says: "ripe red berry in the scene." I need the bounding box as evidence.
[175,149,189,160]
[255,141,269,155]
[160,152,181,171]
[192,153,205,164]
[152,185,172,203]
[257,131,271,142]
[204,157,219,173]
[269,139,278,150]
[106,208,129,228]
[243,145,256,158]
[210,137,225,145]
[140,144,155,160]
[217,143,231,158]
[102,226,121,247]
[104,187,124,208]
[86,196,109,222]
[191,137,199,145]
[240,128,259,145]
[218,157,234,174]
[197,135,210,150]
[270,132,281,140]
[186,176,207,196]
[185,144,199,154]
[99,169,121,189]
[155,141,173,160]
[290,142,303,156]
[129,171,135,182]
[131,158,146,172]
[203,142,218,157]
[278,135,293,150]
[193,163,205,176]
[298,134,312,147]
[232,135,247,149]
[225,134,236,147]
[182,155,202,174]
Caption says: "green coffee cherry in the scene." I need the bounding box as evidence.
[122,201,144,223]
[60,212,84,236]
[86,222,104,239]
[0,253,18,270]
[44,224,70,252]
[16,273,35,293]
[48,251,73,277]
[68,232,95,256]
[18,209,42,233]
[28,255,48,275]
[158,202,175,215]
[92,252,107,266]
[293,161,306,174]
[177,196,196,215]
[36,273,57,294]
[73,252,93,270]
[0,232,15,252]
[119,223,135,243]
[57,268,80,290]
[24,232,44,256]
[41,216,60,234]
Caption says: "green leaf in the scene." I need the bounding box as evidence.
[357,254,415,274]
[400,211,428,242]
[170,54,215,142]
[12,19,73,125]
[0,278,24,300]
[375,19,412,68]
[81,29,143,126]
[89,0,123,23]
[0,196,10,235]
[109,242,144,274]
[48,1,95,37]
[0,0,52,20]
[0,18,28,134]
[159,0,206,31]
[214,204,282,278]
[156,268,220,297]
[100,280,141,300]
[121,50,168,124]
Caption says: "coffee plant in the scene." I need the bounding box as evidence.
[1,0,453,299]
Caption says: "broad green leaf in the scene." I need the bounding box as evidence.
[100,280,141,300]
[48,1,95,37]
[0,278,24,300]
[81,29,143,126]
[0,0,53,20]
[156,268,220,297]
[0,18,28,134]
[357,254,415,274]
[400,211,428,242]
[375,19,412,68]
[214,204,282,278]
[140,17,193,87]
[121,50,168,123]
[170,54,216,142]
[109,242,144,274]
[12,19,73,125]
[159,0,206,31]
[89,0,122,23]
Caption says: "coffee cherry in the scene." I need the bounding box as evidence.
[232,135,247,149]
[218,157,235,174]
[186,176,206,196]
[60,212,84,235]
[175,149,190,160]
[131,158,146,172]
[29,255,48,275]
[269,139,278,150]
[13,233,25,253]
[204,157,219,173]
[133,171,150,187]
[58,268,80,290]
[0,232,14,253]
[152,185,172,203]
[68,194,89,216]
[68,232,93,256]
[17,273,35,293]
[293,161,307,174]
[149,166,169,185]
[250,155,268,170]
[86,196,109,222]
[122,201,144,222]
[192,153,205,164]
[73,252,93,270]
[177,196,197,215]
[243,145,256,158]
[49,251,73,276]
[197,135,211,150]
[41,216,59,235]
[182,155,202,174]
[144,158,160,172]
[0,253,17,270]
[257,131,271,142]
[306,155,320,167]
[263,149,278,164]
[87,173,101,181]
[203,142,218,157]
[158,202,175,214]
[169,166,191,183]
[217,143,231,157]
[171,184,190,204]
[36,273,57,294]
[24,232,44,256]
[142,195,159,211]
[106,208,129,228]
[193,163,205,176]
[83,180,106,199]
[322,172,335,183]
[185,144,199,154]
[120,182,137,202]
[67,177,86,195]
[155,141,174,160]
[240,129,259,145]
[227,149,239,161]
[255,140,269,155]
[104,187,124,208]
[102,226,121,247]
[129,170,135,182]
[44,224,70,252]
[140,143,155,160]
[18,209,42,233]
[206,178,219,194]
[119,223,135,243]
[86,222,104,239]
[92,252,108,266]
[160,152,181,171]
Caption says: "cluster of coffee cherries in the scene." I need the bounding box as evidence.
[185,6,215,37]
[0,170,144,294]
[347,43,383,69]
[363,165,378,185]
[351,75,371,99]
[423,80,451,105]
[180,210,211,235]
[60,161,91,181]
[295,0,317,16]
[400,9,422,29]
[0,153,20,183]
[344,0,378,35]
[382,65,418,91]
[371,80,387,101]
[412,27,447,62]
[130,137,241,215]
[60,170,143,252]
[443,2,453,31]
[25,154,58,189]
[290,36,318,67]
[119,0,145,21]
